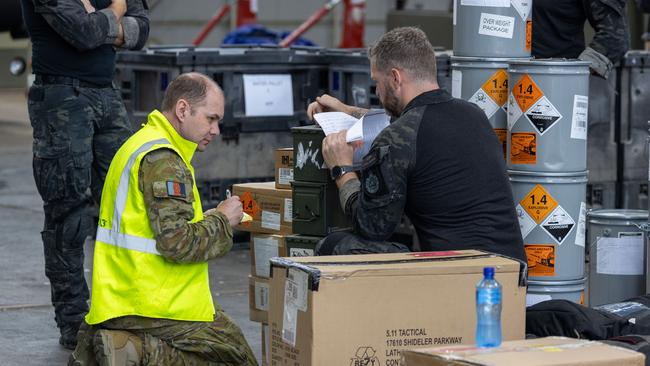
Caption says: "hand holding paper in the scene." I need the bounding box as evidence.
[314,110,390,168]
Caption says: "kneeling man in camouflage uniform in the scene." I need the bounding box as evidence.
[69,72,257,366]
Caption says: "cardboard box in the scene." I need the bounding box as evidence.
[250,234,288,278]
[401,337,645,366]
[274,148,293,190]
[233,182,292,235]
[268,250,527,365]
[248,275,269,323]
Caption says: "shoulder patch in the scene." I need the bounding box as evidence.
[152,180,191,200]
[166,181,187,198]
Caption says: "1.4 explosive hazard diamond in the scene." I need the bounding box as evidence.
[520,184,558,224]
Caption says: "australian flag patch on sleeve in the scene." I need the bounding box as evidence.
[166,181,187,198]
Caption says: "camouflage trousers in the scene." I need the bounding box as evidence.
[70,312,258,365]
[316,230,411,255]
[27,81,132,332]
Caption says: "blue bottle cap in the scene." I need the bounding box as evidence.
[483,267,495,278]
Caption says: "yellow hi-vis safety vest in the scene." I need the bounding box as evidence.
[85,110,214,325]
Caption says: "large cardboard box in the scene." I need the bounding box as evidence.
[268,250,527,365]
[401,337,645,365]
[248,275,270,323]
[232,182,292,235]
[250,234,287,278]
[274,148,293,190]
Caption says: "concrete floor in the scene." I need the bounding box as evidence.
[0,89,261,365]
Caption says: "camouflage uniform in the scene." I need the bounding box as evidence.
[70,149,257,366]
[21,0,149,347]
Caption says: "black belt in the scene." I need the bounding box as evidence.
[34,74,113,88]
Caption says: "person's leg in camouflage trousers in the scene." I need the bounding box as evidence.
[27,82,132,349]
[69,312,258,365]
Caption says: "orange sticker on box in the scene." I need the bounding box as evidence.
[240,191,261,222]
[512,74,543,112]
[481,69,509,107]
[510,132,536,165]
[525,20,532,51]
[520,184,558,224]
[525,244,555,277]
[494,128,507,160]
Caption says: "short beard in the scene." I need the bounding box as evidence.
[382,87,401,117]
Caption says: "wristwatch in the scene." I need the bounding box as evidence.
[330,165,354,180]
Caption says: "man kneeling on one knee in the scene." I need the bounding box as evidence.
[69,72,258,366]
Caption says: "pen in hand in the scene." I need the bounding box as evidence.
[226,189,252,223]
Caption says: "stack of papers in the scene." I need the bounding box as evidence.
[313,110,390,168]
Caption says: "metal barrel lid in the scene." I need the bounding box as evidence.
[587,209,648,221]
[528,277,587,286]
[508,170,588,184]
[451,56,529,65]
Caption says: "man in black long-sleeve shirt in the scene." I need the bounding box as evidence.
[20,0,149,349]
[308,27,526,263]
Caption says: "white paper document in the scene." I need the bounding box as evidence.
[313,109,390,168]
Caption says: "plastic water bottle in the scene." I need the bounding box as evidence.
[476,266,502,347]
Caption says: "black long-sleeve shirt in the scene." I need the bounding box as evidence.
[21,0,149,86]
[340,90,527,262]
[532,0,629,79]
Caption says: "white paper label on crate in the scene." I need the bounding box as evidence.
[254,281,270,311]
[243,74,293,117]
[541,205,575,245]
[462,0,510,7]
[261,210,281,231]
[507,93,523,130]
[525,96,562,135]
[478,13,515,39]
[468,88,500,119]
[516,204,536,239]
[278,167,293,185]
[526,294,552,307]
[596,236,644,275]
[570,95,588,140]
[451,70,462,98]
[281,303,298,347]
[254,236,279,277]
[511,0,532,20]
[290,247,314,257]
[574,202,586,247]
[282,268,308,347]
[283,198,293,223]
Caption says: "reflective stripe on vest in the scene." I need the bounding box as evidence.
[99,138,169,256]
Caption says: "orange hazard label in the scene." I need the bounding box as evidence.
[240,192,261,221]
[512,74,543,112]
[510,132,536,165]
[494,128,507,160]
[525,20,532,52]
[526,244,555,277]
[520,184,558,224]
[481,69,509,106]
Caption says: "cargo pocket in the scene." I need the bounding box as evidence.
[360,145,398,209]
[33,153,66,202]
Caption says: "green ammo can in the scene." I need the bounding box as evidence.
[292,180,352,236]
[292,125,329,183]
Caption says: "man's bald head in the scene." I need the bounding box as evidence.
[161,72,223,113]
